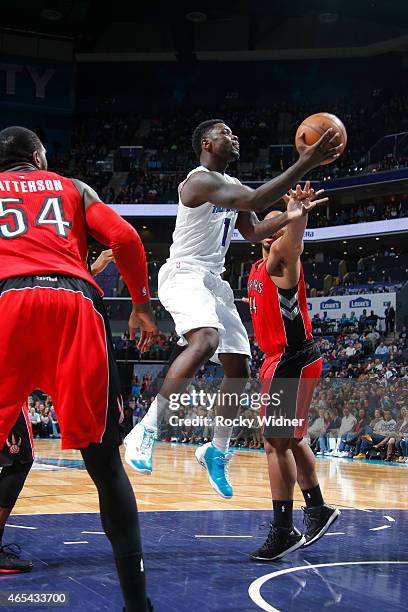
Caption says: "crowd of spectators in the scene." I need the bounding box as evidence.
[26,329,408,466]
[315,327,408,382]
[114,330,179,361]
[98,246,406,299]
[121,318,408,464]
[307,196,408,229]
[110,171,183,204]
[112,303,402,364]
[307,382,408,462]
[27,396,60,439]
[330,283,403,296]
[30,315,408,465]
[311,305,396,336]
[48,90,408,212]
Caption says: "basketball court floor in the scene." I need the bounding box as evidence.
[3,441,407,611]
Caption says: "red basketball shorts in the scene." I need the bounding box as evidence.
[260,340,322,439]
[0,275,123,450]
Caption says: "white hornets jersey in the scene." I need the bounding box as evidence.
[167,166,239,275]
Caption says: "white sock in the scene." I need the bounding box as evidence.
[212,425,233,454]
[139,394,168,432]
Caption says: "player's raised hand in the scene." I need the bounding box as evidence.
[284,182,328,220]
[297,129,343,169]
[128,302,159,353]
[91,249,115,276]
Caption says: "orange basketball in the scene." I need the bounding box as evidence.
[295,112,347,165]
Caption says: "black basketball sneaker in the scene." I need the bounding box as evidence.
[250,525,305,561]
[0,544,33,573]
[302,504,341,547]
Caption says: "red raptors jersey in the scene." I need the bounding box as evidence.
[0,170,100,293]
[248,258,313,355]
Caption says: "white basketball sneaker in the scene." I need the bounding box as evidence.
[124,423,157,475]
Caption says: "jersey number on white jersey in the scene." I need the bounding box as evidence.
[221,218,231,247]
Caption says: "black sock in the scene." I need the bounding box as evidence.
[272,500,293,529]
[302,484,324,508]
[0,527,3,545]
[115,553,147,612]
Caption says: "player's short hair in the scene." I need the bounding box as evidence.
[0,126,43,171]
[192,118,225,159]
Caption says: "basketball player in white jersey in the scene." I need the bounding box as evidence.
[124,119,342,497]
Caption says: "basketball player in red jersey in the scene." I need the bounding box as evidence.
[248,183,340,561]
[0,250,116,575]
[0,127,157,611]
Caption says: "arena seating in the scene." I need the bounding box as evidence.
[121,329,408,461]
[49,91,408,222]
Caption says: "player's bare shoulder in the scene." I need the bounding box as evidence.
[181,170,228,208]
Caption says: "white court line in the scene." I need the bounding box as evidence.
[10,507,404,516]
[14,511,103,516]
[81,531,105,535]
[248,561,408,612]
[195,535,253,538]
[384,515,396,522]
[323,532,345,536]
[5,524,37,530]
[32,464,67,470]
[12,509,261,516]
[369,525,391,531]
[63,541,89,545]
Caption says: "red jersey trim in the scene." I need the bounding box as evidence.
[248,258,312,355]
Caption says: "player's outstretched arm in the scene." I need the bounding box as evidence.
[236,210,288,241]
[236,182,328,242]
[181,128,341,213]
[265,183,319,276]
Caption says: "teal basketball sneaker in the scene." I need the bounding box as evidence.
[195,442,233,498]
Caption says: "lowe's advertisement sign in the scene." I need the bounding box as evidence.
[307,292,396,321]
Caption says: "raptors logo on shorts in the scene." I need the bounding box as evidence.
[6,434,22,455]
[0,404,34,466]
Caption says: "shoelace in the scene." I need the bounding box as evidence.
[140,430,155,454]
[265,524,296,546]
[265,525,282,546]
[303,513,310,529]
[303,510,317,531]
[214,452,233,482]
[0,543,22,558]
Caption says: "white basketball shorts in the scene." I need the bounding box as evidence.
[158,261,251,364]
